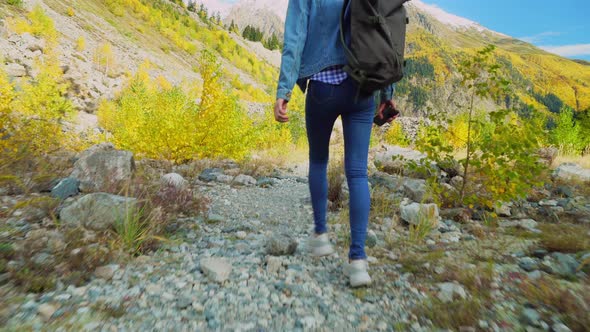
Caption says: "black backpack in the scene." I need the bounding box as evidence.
[340,0,410,94]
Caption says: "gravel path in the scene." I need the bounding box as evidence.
[5,177,420,331]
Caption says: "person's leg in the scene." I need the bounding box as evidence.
[341,94,374,260]
[305,81,340,235]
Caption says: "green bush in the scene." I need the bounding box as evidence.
[552,106,584,155]
[7,0,23,7]
[414,46,546,208]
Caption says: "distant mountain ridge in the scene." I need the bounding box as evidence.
[197,0,590,114]
[225,2,285,40]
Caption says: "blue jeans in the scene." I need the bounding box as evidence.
[305,77,374,260]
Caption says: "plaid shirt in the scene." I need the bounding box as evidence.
[310,66,348,85]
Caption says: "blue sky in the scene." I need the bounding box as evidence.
[422,0,590,60]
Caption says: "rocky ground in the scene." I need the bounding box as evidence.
[1,144,589,331]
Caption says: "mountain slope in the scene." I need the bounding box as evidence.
[1,0,279,114]
[204,0,589,115]
[404,1,590,113]
[225,2,284,39]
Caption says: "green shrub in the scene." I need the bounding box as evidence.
[7,0,23,7]
[414,46,545,209]
[553,106,584,155]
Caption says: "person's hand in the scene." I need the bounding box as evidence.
[274,98,289,123]
[377,99,399,123]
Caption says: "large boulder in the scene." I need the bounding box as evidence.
[71,144,134,192]
[59,193,138,231]
[402,178,430,202]
[51,177,80,200]
[373,145,435,178]
[553,163,590,183]
[374,145,426,171]
[400,202,440,227]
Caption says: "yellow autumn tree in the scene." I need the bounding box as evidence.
[98,53,256,162]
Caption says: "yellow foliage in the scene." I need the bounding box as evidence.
[156,75,172,90]
[445,115,470,149]
[76,37,86,52]
[7,5,58,46]
[0,57,74,172]
[67,7,75,17]
[98,52,256,162]
[94,42,116,74]
[384,121,410,147]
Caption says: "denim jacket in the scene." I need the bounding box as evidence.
[276,0,394,103]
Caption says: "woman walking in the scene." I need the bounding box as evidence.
[274,0,397,287]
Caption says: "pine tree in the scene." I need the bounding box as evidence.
[187,1,196,12]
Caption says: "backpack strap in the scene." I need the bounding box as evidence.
[339,0,358,69]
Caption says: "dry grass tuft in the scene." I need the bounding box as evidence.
[370,189,400,221]
[327,158,345,211]
[538,223,590,253]
[552,154,590,169]
[415,298,484,330]
[518,277,590,332]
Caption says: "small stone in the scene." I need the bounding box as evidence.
[532,249,548,259]
[499,219,538,231]
[38,303,58,321]
[478,320,489,329]
[233,174,257,186]
[518,257,539,272]
[440,231,461,243]
[556,186,574,198]
[437,282,467,303]
[527,270,542,280]
[215,174,234,184]
[495,202,512,217]
[206,213,224,224]
[366,230,377,248]
[539,199,558,207]
[177,296,193,309]
[236,231,247,239]
[459,327,475,332]
[552,323,572,332]
[434,266,445,274]
[192,302,204,312]
[521,308,541,327]
[94,265,118,280]
[199,168,223,182]
[161,173,188,189]
[257,177,276,187]
[266,256,282,274]
[298,316,318,329]
[200,257,232,283]
[51,178,80,200]
[32,252,55,268]
[266,233,298,256]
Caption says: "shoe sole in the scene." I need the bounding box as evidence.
[350,273,372,288]
[309,245,335,257]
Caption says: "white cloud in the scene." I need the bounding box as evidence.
[540,44,590,57]
[519,31,562,44]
